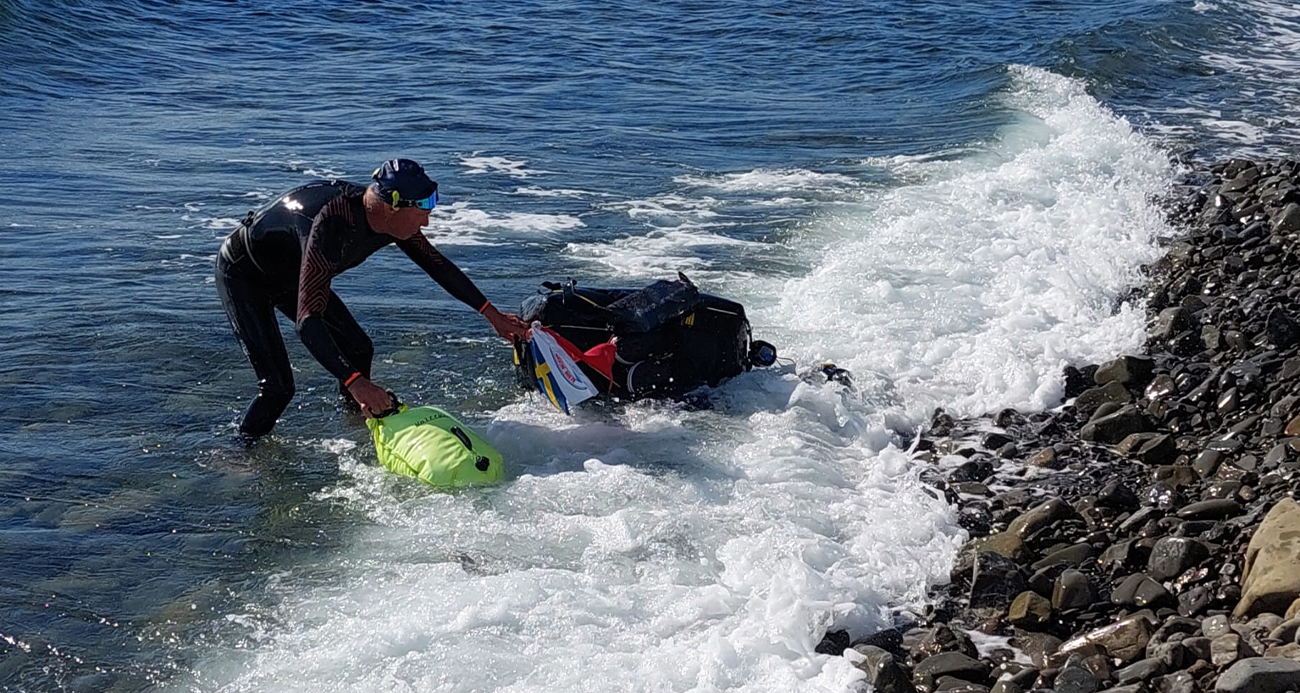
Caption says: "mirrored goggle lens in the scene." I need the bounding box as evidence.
[411,191,438,210]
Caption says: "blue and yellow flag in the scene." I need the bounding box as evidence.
[529,324,598,414]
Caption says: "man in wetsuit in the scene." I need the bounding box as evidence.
[216,158,527,440]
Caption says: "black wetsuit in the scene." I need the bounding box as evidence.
[216,180,487,438]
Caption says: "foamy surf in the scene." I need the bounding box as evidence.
[175,66,1175,693]
[566,227,767,282]
[423,201,586,246]
[772,65,1176,418]
[459,155,553,178]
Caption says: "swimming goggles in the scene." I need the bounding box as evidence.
[389,184,438,210]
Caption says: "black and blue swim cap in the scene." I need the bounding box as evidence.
[371,158,437,201]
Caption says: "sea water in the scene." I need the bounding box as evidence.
[0,1,1297,691]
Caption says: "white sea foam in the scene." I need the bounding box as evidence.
[511,185,607,198]
[676,169,860,194]
[460,155,553,178]
[422,202,586,246]
[603,193,724,222]
[772,65,1175,418]
[566,227,763,281]
[179,66,1174,693]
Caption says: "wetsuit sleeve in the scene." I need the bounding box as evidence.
[295,217,359,381]
[396,233,489,311]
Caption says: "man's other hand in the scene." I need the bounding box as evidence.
[484,305,529,341]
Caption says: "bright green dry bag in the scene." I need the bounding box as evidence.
[365,405,504,488]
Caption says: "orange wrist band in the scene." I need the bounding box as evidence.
[478,300,492,314]
[344,372,362,387]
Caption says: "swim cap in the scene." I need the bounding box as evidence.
[371,158,437,201]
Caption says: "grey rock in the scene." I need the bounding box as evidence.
[914,652,990,689]
[1054,666,1099,693]
[1096,356,1156,388]
[1097,482,1141,511]
[952,459,996,483]
[1008,590,1053,629]
[1193,449,1224,478]
[1273,395,1300,419]
[1248,613,1285,634]
[1054,569,1094,610]
[1222,167,1260,193]
[1268,617,1300,645]
[1154,670,1196,693]
[1101,540,1146,574]
[1147,641,1189,672]
[852,644,917,693]
[1076,382,1135,419]
[1224,329,1251,351]
[1112,574,1172,609]
[1207,438,1245,454]
[1202,614,1232,639]
[1273,203,1300,233]
[1182,635,1212,661]
[1232,454,1258,472]
[967,498,1074,561]
[1060,616,1154,665]
[1081,406,1152,445]
[1177,499,1243,521]
[1148,617,1201,650]
[1028,447,1061,469]
[1146,374,1179,400]
[1218,386,1241,414]
[1266,308,1300,348]
[1016,632,1063,669]
[1116,433,1178,466]
[1115,657,1166,684]
[970,551,1029,610]
[1155,307,1193,341]
[854,627,904,653]
[1178,585,1213,617]
[907,624,979,661]
[1119,507,1163,535]
[1147,538,1210,581]
[1211,633,1258,667]
[1032,543,1096,571]
[1215,657,1300,693]
[988,681,1022,693]
[1263,642,1300,661]
[1203,324,1224,350]
[1092,401,1126,422]
[1146,477,1187,509]
[1236,498,1300,618]
[1274,443,1300,468]
[933,676,989,693]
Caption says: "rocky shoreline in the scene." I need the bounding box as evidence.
[833,158,1300,693]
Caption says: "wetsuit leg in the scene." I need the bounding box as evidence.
[321,291,374,382]
[216,259,295,438]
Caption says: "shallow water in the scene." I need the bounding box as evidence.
[1,0,1297,690]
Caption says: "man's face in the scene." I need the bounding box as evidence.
[388,205,430,240]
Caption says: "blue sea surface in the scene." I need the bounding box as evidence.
[1,0,1297,690]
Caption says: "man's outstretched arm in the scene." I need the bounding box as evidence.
[397,234,527,339]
